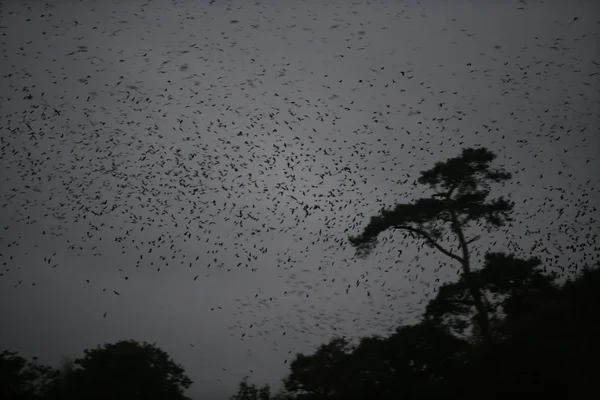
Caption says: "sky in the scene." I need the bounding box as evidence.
[1,0,599,399]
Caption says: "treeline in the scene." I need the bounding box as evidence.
[230,255,599,400]
[1,340,193,400]
[2,255,597,400]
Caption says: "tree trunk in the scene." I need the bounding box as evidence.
[449,210,492,346]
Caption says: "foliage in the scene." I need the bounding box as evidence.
[0,351,56,400]
[229,376,278,400]
[424,252,559,338]
[283,337,354,399]
[43,340,192,400]
[273,323,470,400]
[3,259,597,400]
[462,264,600,398]
[347,147,514,345]
[263,261,598,400]
[348,147,513,259]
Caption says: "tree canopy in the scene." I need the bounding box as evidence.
[249,258,598,400]
[349,147,513,259]
[16,340,193,400]
[72,340,192,400]
[424,252,558,339]
[229,376,285,400]
[0,350,55,400]
[348,147,515,345]
[5,260,596,400]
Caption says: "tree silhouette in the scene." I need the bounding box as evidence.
[270,262,598,399]
[351,322,469,399]
[348,147,513,345]
[41,355,78,400]
[281,324,469,400]
[284,322,468,400]
[459,262,600,398]
[283,337,354,399]
[424,252,558,339]
[229,376,279,400]
[0,350,55,400]
[45,339,192,400]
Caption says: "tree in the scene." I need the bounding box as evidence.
[424,252,559,339]
[0,350,56,400]
[350,323,469,400]
[230,376,278,400]
[348,147,513,345]
[275,253,598,399]
[258,384,274,400]
[41,355,78,400]
[458,263,600,398]
[281,324,469,400]
[230,376,260,400]
[283,337,355,399]
[54,339,192,400]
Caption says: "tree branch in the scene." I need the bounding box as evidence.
[449,208,492,344]
[447,182,459,198]
[433,182,459,201]
[393,225,464,264]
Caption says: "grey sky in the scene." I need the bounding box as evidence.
[1,0,599,399]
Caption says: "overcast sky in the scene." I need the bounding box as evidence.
[1,0,599,399]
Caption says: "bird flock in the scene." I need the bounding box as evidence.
[1,0,599,393]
